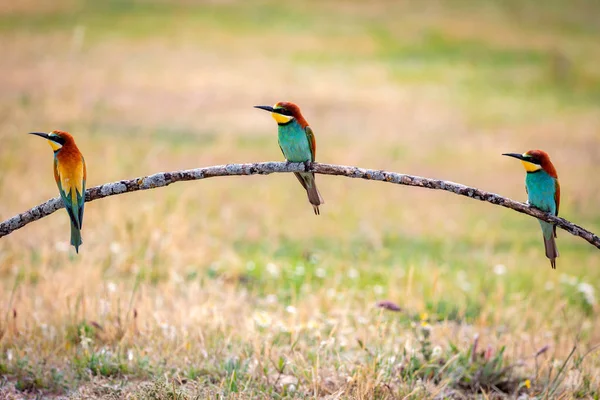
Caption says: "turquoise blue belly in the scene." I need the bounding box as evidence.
[525,171,556,214]
[278,122,312,162]
[525,170,557,239]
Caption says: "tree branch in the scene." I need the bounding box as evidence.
[1,161,598,250]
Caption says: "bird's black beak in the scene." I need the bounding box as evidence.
[254,105,275,113]
[502,153,526,161]
[29,132,51,140]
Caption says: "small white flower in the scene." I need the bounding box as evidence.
[559,274,577,286]
[577,282,594,295]
[320,337,335,348]
[276,321,290,333]
[307,319,319,330]
[246,261,256,271]
[348,269,359,280]
[107,282,117,293]
[265,294,278,305]
[315,268,326,278]
[286,306,297,314]
[127,349,134,361]
[326,288,336,298]
[7,349,13,361]
[160,323,169,336]
[54,242,70,252]
[577,282,596,305]
[295,264,305,276]
[247,358,259,374]
[287,384,296,393]
[373,285,384,295]
[109,242,121,255]
[493,264,507,276]
[80,335,93,351]
[432,346,442,358]
[160,323,176,340]
[170,271,184,284]
[40,324,56,341]
[266,262,279,277]
[253,311,272,328]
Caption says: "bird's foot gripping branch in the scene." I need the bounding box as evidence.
[0,162,599,258]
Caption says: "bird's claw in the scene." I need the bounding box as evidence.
[303,161,312,172]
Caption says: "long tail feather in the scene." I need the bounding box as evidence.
[294,172,324,215]
[70,220,83,253]
[543,234,559,269]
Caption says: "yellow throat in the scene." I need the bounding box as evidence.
[271,112,294,124]
[47,138,63,151]
[520,159,541,172]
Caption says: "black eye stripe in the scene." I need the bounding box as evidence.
[276,108,294,116]
[50,135,66,145]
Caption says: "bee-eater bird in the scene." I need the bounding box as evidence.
[503,150,560,269]
[29,130,86,253]
[254,101,324,215]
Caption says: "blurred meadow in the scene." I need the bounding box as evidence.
[1,0,600,398]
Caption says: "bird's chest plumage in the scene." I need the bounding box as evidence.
[278,122,311,162]
[525,171,556,214]
[55,150,85,195]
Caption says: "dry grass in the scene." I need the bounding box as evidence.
[0,0,600,398]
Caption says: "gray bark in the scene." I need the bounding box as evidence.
[1,162,598,250]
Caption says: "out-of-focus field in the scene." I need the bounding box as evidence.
[0,0,599,398]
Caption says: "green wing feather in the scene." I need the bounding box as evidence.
[554,179,560,237]
[79,157,86,228]
[305,126,316,162]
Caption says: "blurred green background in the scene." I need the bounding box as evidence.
[0,0,599,398]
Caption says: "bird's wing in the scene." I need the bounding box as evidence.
[79,157,86,228]
[305,126,316,162]
[554,179,560,216]
[55,155,85,229]
[553,179,560,238]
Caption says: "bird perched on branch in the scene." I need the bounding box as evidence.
[254,101,324,215]
[503,150,560,268]
[29,130,86,253]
